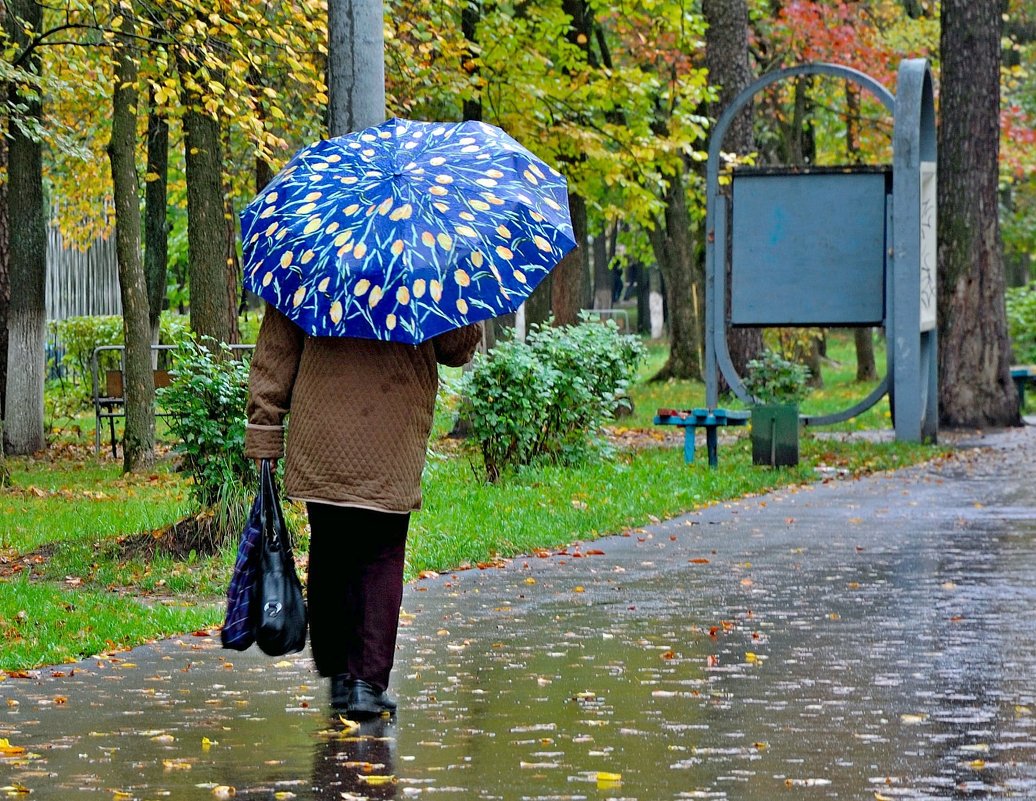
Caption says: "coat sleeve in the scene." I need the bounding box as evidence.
[432,322,483,367]
[244,305,305,459]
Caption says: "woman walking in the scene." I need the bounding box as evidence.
[245,305,481,717]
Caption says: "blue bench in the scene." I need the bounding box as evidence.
[1012,365,1035,411]
[653,407,750,468]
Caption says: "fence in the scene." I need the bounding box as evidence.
[46,225,120,322]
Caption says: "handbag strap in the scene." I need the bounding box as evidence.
[259,458,290,553]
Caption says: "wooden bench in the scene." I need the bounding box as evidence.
[653,407,750,468]
[94,369,174,458]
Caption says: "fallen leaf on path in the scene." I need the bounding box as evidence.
[357,775,396,786]
[0,740,26,756]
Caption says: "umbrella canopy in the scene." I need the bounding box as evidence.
[240,117,576,343]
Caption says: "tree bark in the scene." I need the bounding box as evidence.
[144,88,170,343]
[328,0,386,134]
[854,328,877,382]
[461,0,482,122]
[937,0,1019,427]
[592,226,612,310]
[704,0,762,387]
[649,162,702,380]
[0,104,9,423]
[846,81,878,381]
[551,192,588,326]
[109,18,157,471]
[3,0,46,455]
[182,101,234,345]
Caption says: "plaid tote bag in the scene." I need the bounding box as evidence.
[220,486,264,650]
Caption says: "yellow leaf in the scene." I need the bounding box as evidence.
[357,775,396,786]
[596,771,622,787]
[524,577,536,585]
[0,739,26,756]
[212,787,236,798]
[967,759,986,769]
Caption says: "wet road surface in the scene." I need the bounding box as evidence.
[2,426,1035,800]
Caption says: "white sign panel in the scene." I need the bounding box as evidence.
[919,161,937,332]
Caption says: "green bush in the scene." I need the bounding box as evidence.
[460,317,643,481]
[1006,282,1036,364]
[743,349,811,405]
[160,339,256,545]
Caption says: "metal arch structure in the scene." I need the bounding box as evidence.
[703,59,938,442]
[890,60,939,442]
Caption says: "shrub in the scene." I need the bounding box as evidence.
[742,349,811,405]
[160,339,255,547]
[460,317,643,481]
[48,313,191,400]
[1006,282,1036,364]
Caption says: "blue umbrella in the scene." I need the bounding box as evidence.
[240,117,576,343]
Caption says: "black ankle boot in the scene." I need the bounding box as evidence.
[346,679,397,718]
[329,673,353,710]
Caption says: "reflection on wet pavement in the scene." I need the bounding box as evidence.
[3,428,1036,799]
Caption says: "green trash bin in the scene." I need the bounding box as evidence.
[751,404,800,467]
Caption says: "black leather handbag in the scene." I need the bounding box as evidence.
[254,459,308,656]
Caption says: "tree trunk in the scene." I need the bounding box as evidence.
[461,0,482,122]
[328,0,386,135]
[3,0,46,455]
[592,226,612,310]
[704,0,762,387]
[937,0,1019,427]
[0,107,9,422]
[182,103,234,345]
[109,19,156,471]
[524,273,553,329]
[222,174,242,344]
[854,328,877,382]
[551,192,588,326]
[0,421,8,487]
[845,81,878,381]
[649,162,701,380]
[144,89,170,344]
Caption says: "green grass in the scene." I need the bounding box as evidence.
[411,434,935,577]
[0,576,218,670]
[1,460,189,553]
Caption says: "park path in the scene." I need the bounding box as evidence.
[2,424,1035,800]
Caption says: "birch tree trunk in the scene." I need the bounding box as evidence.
[3,0,46,455]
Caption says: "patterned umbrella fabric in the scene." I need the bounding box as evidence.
[240,117,576,343]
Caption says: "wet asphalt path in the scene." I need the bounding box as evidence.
[2,426,1035,800]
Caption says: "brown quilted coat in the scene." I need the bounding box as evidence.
[245,305,481,512]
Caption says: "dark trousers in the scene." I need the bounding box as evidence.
[306,503,410,692]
